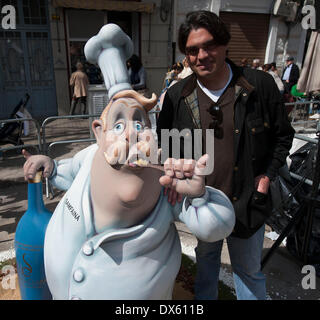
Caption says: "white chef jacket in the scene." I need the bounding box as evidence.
[44,144,235,300]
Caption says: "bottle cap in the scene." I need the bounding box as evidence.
[28,171,43,184]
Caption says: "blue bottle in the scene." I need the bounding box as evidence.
[15,172,52,300]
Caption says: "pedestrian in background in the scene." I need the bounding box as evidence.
[157,62,185,113]
[177,57,193,80]
[251,58,262,70]
[240,58,250,68]
[162,62,183,89]
[157,10,295,300]
[270,62,279,76]
[282,56,300,94]
[69,62,89,115]
[264,63,285,95]
[127,54,148,96]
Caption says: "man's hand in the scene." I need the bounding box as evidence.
[22,149,54,181]
[163,187,183,206]
[159,154,209,200]
[255,174,270,194]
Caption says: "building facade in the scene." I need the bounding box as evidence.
[0,0,310,118]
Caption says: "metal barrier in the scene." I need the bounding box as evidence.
[289,132,319,189]
[41,114,100,155]
[0,117,42,155]
[285,100,320,126]
[261,126,320,268]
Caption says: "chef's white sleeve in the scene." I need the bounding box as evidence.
[172,186,235,242]
[49,145,92,191]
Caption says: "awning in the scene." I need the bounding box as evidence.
[297,31,320,93]
[52,0,155,14]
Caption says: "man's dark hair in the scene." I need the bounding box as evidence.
[178,11,231,54]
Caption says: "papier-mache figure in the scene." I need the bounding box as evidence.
[22,24,235,300]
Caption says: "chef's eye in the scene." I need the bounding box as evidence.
[113,122,125,134]
[135,122,144,132]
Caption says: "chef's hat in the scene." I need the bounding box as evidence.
[84,24,133,100]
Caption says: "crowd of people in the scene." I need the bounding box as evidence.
[154,54,307,115]
[238,56,309,106]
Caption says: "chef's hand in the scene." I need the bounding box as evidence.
[22,149,54,181]
[159,154,208,199]
[255,174,270,194]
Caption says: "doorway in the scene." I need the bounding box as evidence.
[0,0,57,120]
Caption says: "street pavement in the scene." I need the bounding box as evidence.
[0,118,319,300]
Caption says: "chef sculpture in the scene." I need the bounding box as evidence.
[23,24,235,300]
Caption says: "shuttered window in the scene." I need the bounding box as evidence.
[219,12,270,66]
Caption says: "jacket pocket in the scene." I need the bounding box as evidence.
[247,118,269,160]
[248,190,272,229]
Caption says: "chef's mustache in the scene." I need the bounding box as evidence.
[103,136,159,166]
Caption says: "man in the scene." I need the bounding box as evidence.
[282,56,300,94]
[69,62,89,115]
[157,11,295,300]
[251,58,262,70]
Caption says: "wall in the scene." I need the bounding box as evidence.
[220,0,274,14]
[220,0,307,73]
[140,0,172,97]
[48,0,308,113]
[270,18,307,73]
[141,0,220,97]
[48,3,70,115]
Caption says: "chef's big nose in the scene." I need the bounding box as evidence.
[125,122,138,145]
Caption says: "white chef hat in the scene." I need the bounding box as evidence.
[84,24,133,100]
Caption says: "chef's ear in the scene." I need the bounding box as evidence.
[92,119,104,143]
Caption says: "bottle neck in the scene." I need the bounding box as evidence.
[28,182,46,211]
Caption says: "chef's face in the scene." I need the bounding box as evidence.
[93,98,157,170]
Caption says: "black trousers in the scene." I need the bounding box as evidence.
[283,81,294,94]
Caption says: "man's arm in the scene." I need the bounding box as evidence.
[265,77,295,180]
[69,73,75,87]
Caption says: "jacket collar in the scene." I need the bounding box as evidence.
[181,58,255,98]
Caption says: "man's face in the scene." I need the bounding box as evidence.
[96,98,157,169]
[185,28,227,81]
[286,60,293,66]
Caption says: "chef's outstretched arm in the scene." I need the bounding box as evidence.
[22,146,90,191]
[160,154,235,242]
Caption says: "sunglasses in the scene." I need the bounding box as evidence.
[208,105,223,139]
[185,40,219,56]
